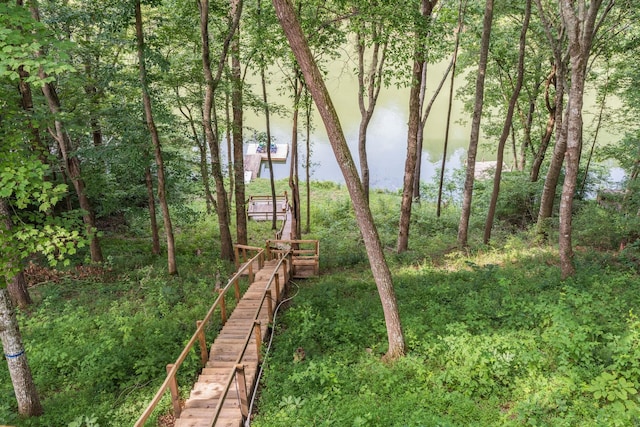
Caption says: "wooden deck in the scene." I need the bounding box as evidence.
[175,259,290,427]
[246,195,288,221]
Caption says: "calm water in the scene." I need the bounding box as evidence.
[242,56,623,191]
[245,60,472,190]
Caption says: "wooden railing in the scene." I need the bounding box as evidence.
[134,245,266,427]
[268,239,319,277]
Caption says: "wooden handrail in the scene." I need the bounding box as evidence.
[134,247,265,427]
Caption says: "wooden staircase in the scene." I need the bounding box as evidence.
[174,259,289,427]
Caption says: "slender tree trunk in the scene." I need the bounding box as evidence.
[261,66,278,230]
[437,63,455,218]
[398,0,437,253]
[533,0,574,240]
[579,71,608,196]
[535,68,567,238]
[40,92,103,264]
[519,78,541,172]
[135,0,177,275]
[415,57,454,201]
[17,66,47,165]
[414,62,428,203]
[530,66,557,182]
[231,5,247,245]
[225,91,234,207]
[289,75,303,240]
[0,286,43,416]
[458,0,493,248]
[273,0,406,359]
[144,167,161,255]
[83,62,103,148]
[436,3,464,216]
[483,0,530,244]
[304,88,312,234]
[178,101,215,214]
[256,0,277,230]
[197,0,237,261]
[356,25,387,203]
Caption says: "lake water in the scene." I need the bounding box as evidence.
[242,57,624,191]
[244,60,473,190]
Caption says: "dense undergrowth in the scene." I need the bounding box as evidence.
[1,178,640,426]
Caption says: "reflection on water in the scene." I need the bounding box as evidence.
[253,102,469,191]
[242,54,622,192]
[244,57,473,191]
[259,140,466,191]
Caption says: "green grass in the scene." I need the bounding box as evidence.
[2,178,640,426]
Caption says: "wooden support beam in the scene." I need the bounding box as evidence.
[254,321,262,363]
[196,320,208,366]
[235,364,249,420]
[166,364,181,418]
[219,290,227,325]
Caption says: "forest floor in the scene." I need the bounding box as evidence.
[2,178,640,426]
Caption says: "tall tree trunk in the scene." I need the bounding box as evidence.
[534,0,571,240]
[40,88,103,264]
[256,0,277,230]
[144,166,161,255]
[17,66,47,165]
[231,3,247,245]
[558,0,611,279]
[414,63,428,203]
[197,0,238,261]
[31,4,103,264]
[84,62,103,148]
[0,286,43,416]
[457,0,493,248]
[135,0,177,275]
[273,0,406,359]
[483,0,530,244]
[398,0,437,253]
[519,76,542,172]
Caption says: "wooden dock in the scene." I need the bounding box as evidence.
[243,154,262,183]
[243,144,289,183]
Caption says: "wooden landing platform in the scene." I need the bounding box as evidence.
[247,195,288,221]
[174,259,289,427]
